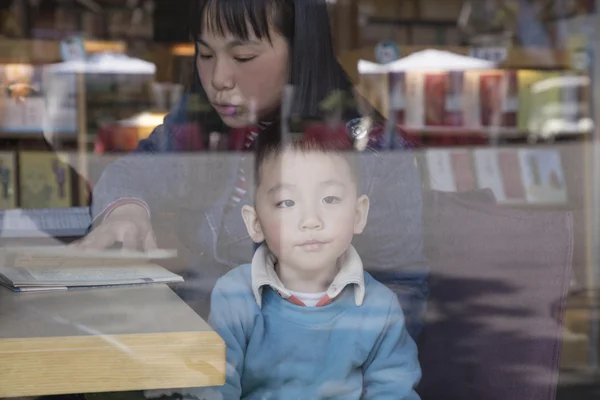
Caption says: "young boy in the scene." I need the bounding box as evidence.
[207,128,421,399]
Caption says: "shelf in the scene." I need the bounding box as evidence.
[339,45,572,84]
[0,131,78,139]
[403,127,590,138]
[367,17,457,27]
[0,39,126,64]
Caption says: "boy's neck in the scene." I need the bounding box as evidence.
[275,261,340,293]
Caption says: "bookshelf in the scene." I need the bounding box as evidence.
[0,39,158,209]
[337,45,594,327]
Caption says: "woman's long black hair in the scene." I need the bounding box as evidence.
[187,0,367,135]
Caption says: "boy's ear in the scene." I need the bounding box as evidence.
[354,195,370,234]
[242,205,265,243]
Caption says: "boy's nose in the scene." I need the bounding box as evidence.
[300,214,323,230]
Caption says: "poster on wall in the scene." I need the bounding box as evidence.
[19,152,72,209]
[0,64,45,132]
[518,149,568,205]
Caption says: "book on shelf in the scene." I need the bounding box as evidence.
[425,149,457,192]
[405,71,467,129]
[467,70,519,129]
[497,149,527,202]
[0,246,182,292]
[0,152,17,210]
[425,148,477,193]
[473,148,508,202]
[19,151,73,209]
[425,147,568,206]
[518,149,568,205]
[517,70,563,133]
[449,149,477,192]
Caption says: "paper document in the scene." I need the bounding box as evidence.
[0,246,182,292]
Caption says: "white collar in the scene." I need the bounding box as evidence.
[251,244,365,308]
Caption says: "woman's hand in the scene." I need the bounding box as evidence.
[75,203,157,251]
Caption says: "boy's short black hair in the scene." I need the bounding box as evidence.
[252,119,362,192]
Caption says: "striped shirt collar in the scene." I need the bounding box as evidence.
[251,243,365,308]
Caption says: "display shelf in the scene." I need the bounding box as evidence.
[0,39,126,63]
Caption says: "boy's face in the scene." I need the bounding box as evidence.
[242,149,369,273]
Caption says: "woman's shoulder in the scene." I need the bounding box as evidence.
[345,117,421,196]
[345,117,416,152]
[135,92,215,153]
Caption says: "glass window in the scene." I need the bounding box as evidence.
[0,1,598,399]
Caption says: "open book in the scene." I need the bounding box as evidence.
[0,246,183,292]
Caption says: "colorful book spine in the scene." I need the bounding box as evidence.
[0,152,17,210]
[479,72,505,127]
[424,72,449,127]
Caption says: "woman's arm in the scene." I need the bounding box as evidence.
[354,146,429,340]
[91,94,197,221]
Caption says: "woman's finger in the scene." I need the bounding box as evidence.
[121,227,142,250]
[66,238,83,248]
[143,229,158,251]
[78,227,119,250]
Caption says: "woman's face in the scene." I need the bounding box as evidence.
[196,24,290,128]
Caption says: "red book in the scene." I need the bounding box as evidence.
[424,73,448,126]
[479,73,504,127]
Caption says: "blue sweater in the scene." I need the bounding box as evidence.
[208,264,421,400]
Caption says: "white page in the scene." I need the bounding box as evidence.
[0,263,183,287]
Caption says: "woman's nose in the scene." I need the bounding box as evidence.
[211,58,235,90]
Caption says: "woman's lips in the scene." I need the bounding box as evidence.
[213,104,240,117]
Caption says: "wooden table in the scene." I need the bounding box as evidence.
[0,284,225,398]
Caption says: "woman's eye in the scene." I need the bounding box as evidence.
[276,200,295,208]
[234,56,256,63]
[323,196,341,204]
[198,54,213,60]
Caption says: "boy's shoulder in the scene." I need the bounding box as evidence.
[362,271,402,309]
[213,263,254,295]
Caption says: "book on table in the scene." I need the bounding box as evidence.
[0,246,182,292]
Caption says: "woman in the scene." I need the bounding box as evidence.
[80,0,428,339]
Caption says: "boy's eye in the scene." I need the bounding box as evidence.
[276,200,295,208]
[323,196,341,204]
[234,56,256,63]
